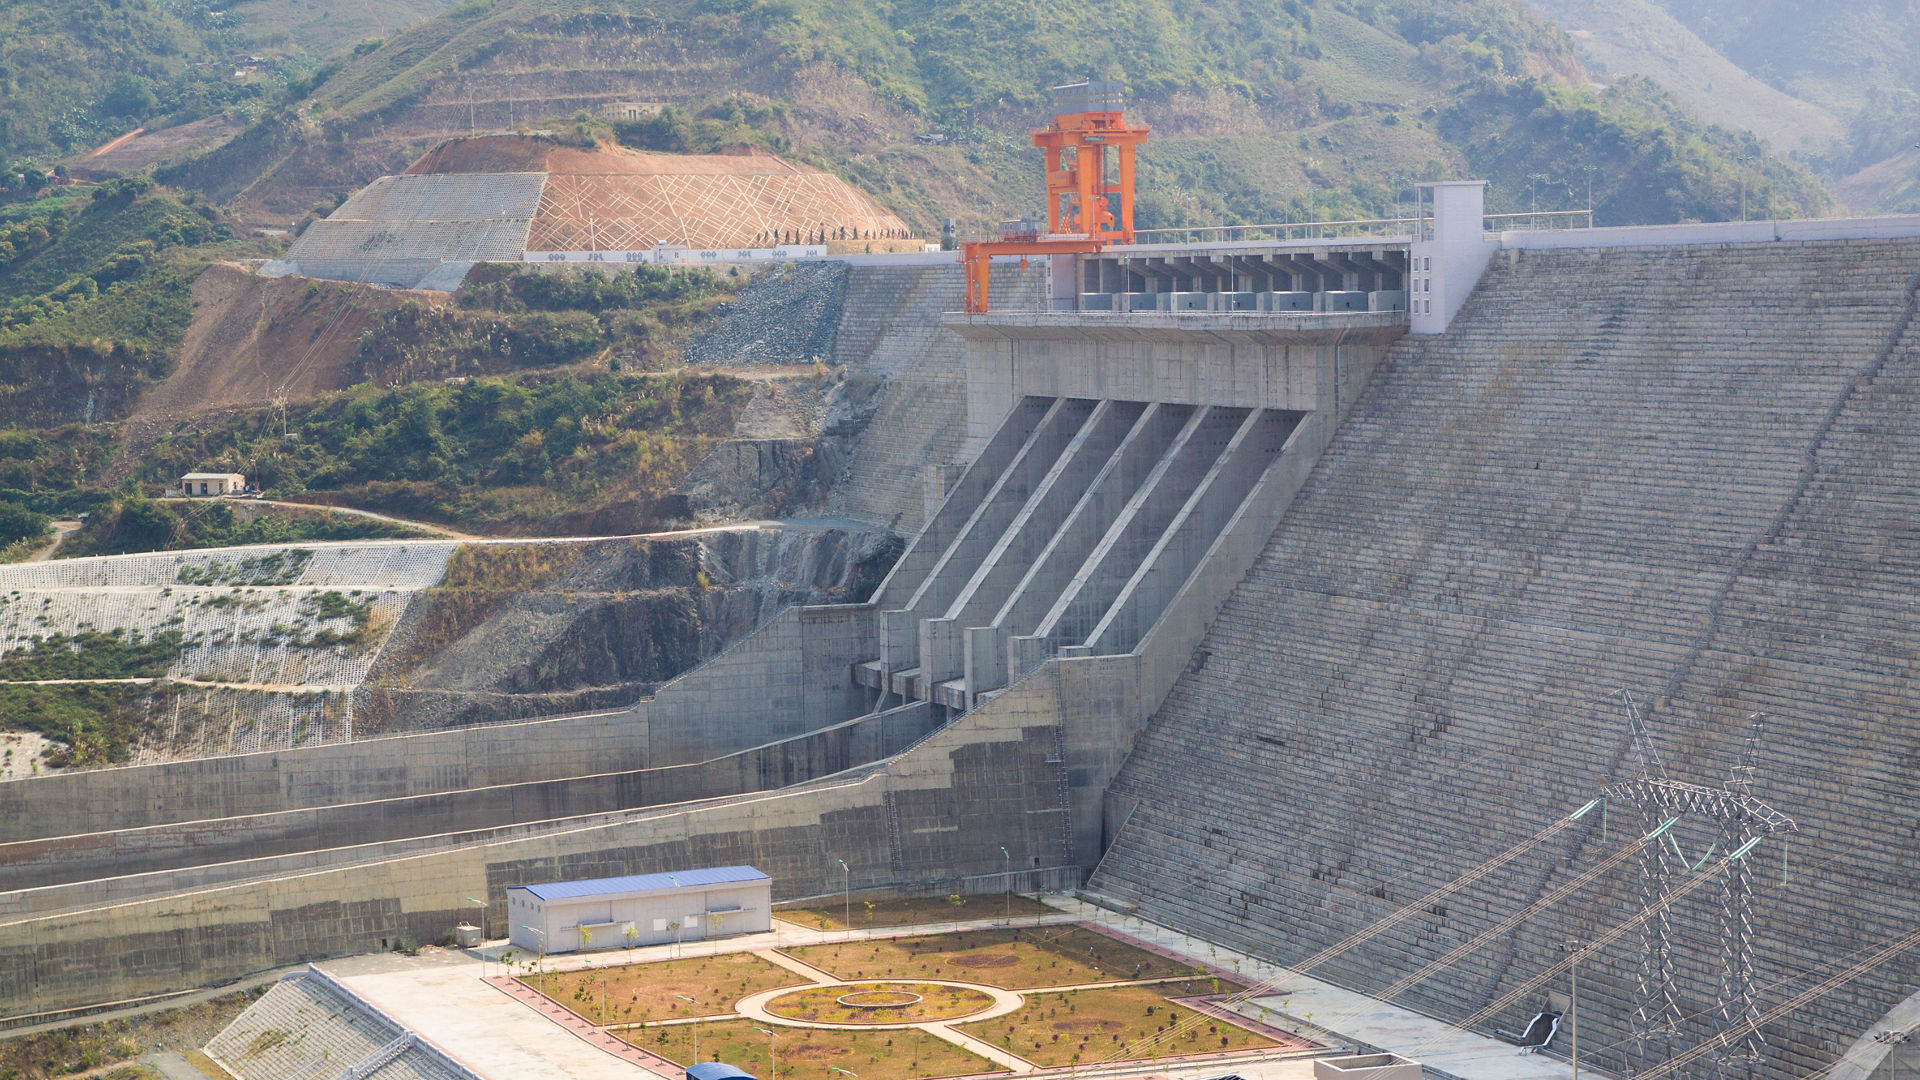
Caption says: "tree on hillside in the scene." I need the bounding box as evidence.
[102,74,158,120]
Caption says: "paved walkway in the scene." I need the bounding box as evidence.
[1053,898,1578,1080]
[323,950,663,1080]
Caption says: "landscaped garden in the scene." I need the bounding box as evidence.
[511,921,1299,1076]
[628,1018,994,1080]
[778,926,1182,990]
[523,952,805,1025]
[762,982,997,1024]
[953,983,1275,1068]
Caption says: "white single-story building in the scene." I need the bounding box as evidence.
[181,472,246,496]
[506,865,771,955]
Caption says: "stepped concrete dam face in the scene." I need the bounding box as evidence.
[9,195,1920,1080]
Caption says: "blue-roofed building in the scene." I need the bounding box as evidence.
[686,1063,758,1080]
[506,866,770,955]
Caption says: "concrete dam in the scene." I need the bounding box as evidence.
[7,190,1920,1080]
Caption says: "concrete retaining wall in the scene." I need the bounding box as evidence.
[0,699,942,910]
[0,659,1076,1018]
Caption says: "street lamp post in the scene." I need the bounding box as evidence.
[754,1025,780,1080]
[667,873,682,958]
[1000,846,1012,924]
[464,897,488,975]
[675,995,702,1063]
[838,859,850,937]
[1561,940,1581,1080]
[520,925,546,976]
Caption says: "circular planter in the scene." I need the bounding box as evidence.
[763,981,997,1025]
[836,989,924,1008]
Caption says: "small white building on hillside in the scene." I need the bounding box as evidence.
[181,472,246,496]
[506,865,771,955]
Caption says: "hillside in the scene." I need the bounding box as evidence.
[1649,0,1918,117]
[1514,0,1844,157]
[0,0,457,169]
[160,0,1830,231]
[0,177,819,548]
[1513,0,1920,214]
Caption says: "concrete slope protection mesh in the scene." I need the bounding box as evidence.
[1088,237,1920,1080]
[0,542,459,762]
[287,173,545,286]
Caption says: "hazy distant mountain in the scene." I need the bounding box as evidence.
[0,0,457,166]
[1518,0,1920,212]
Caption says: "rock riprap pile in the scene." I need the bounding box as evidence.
[687,263,849,366]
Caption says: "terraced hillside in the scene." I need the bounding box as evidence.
[1088,237,1920,1079]
[156,0,1828,233]
[0,523,891,772]
[0,540,454,770]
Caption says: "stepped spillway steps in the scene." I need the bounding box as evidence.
[1087,238,1920,1080]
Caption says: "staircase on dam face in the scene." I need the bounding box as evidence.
[848,393,1301,712]
[829,264,1044,534]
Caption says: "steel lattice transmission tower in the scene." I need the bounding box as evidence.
[1603,692,1794,1080]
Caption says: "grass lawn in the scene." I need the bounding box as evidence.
[779,926,1190,990]
[763,982,997,1024]
[627,1018,994,1080]
[775,894,1056,930]
[954,983,1270,1068]
[522,952,806,1025]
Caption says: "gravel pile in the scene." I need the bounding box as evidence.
[687,262,849,365]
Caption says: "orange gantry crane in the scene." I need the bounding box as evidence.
[962,80,1150,314]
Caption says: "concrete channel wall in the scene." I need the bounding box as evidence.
[0,700,940,912]
[0,602,877,845]
[0,660,1079,1019]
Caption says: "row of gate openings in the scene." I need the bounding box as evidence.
[1077,289,1407,313]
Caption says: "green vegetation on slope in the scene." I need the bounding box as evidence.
[0,0,254,163]
[0,183,257,560]
[56,497,426,558]
[0,628,186,681]
[0,190,749,549]
[0,0,458,166]
[0,986,261,1076]
[279,0,1826,233]
[1441,77,1833,222]
[139,370,752,531]
[352,264,734,383]
[0,182,251,429]
[0,684,173,767]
